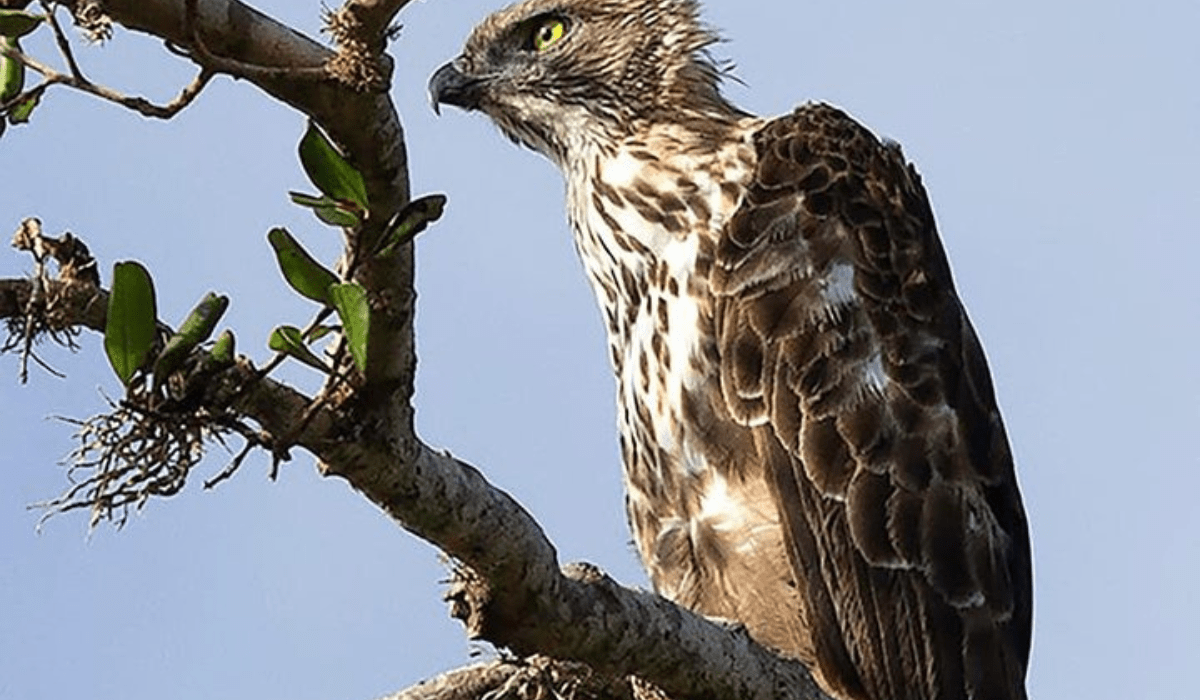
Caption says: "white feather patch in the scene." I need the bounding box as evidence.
[693,472,780,555]
[817,262,858,322]
[862,352,889,395]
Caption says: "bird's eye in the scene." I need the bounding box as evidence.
[529,17,568,52]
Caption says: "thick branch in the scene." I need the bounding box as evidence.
[383,657,638,700]
[383,661,527,700]
[319,440,831,700]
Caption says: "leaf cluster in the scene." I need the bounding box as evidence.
[103,123,445,390]
[73,122,448,523]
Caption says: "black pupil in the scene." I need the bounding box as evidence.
[539,24,555,44]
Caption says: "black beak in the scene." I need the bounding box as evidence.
[429,60,484,115]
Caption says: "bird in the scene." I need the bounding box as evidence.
[429,1,1032,699]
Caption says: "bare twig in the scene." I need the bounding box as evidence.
[202,437,255,490]
[39,0,84,80]
[0,42,213,119]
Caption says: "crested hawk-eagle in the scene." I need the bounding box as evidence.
[430,2,1032,698]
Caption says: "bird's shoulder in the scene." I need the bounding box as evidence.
[717,101,946,296]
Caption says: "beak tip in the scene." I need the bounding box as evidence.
[428,59,480,115]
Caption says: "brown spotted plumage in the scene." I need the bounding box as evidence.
[431,2,1031,699]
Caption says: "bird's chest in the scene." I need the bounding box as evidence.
[614,257,704,486]
[568,145,732,486]
[570,141,791,585]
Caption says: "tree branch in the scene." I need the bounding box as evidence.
[321,443,831,700]
[4,2,837,698]
[94,0,415,391]
[0,41,213,119]
[380,657,637,700]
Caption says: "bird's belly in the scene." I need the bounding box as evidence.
[617,355,815,660]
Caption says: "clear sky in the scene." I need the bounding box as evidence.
[2,1,1197,698]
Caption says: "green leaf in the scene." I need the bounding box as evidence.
[329,282,369,373]
[288,192,328,208]
[0,11,44,39]
[312,204,361,228]
[153,292,229,383]
[1,37,24,103]
[376,194,448,257]
[288,191,361,228]
[199,329,236,375]
[304,324,337,342]
[104,261,157,386]
[8,89,37,124]
[267,227,340,305]
[208,329,236,366]
[298,122,368,211]
[268,325,329,373]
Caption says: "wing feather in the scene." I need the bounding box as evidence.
[713,104,1031,700]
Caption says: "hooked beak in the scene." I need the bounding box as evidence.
[428,59,485,115]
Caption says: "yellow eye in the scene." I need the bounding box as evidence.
[531,17,568,52]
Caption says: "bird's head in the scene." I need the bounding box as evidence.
[429,0,738,164]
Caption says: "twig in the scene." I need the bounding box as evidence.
[0,43,213,119]
[248,304,358,461]
[202,415,275,489]
[202,440,254,489]
[39,1,84,80]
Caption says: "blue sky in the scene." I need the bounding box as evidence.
[3,1,1198,698]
